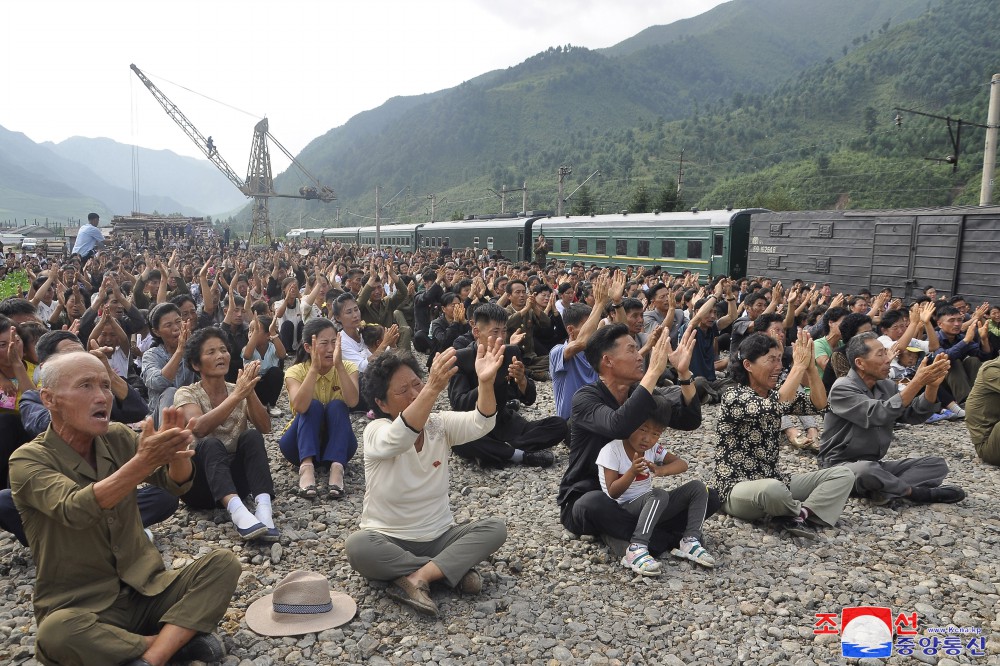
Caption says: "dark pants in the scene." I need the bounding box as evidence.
[278,399,357,466]
[413,329,432,354]
[181,431,274,509]
[0,486,178,547]
[452,413,567,465]
[560,487,722,557]
[280,320,304,353]
[254,366,285,406]
[0,413,31,489]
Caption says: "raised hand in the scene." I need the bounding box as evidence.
[510,327,526,346]
[507,356,527,388]
[235,363,262,398]
[647,324,674,376]
[668,325,697,376]
[426,347,459,393]
[919,301,935,325]
[5,327,23,366]
[914,353,950,388]
[475,336,506,384]
[791,329,814,368]
[137,407,195,469]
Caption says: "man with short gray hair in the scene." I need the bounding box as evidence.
[819,332,965,504]
[10,352,240,666]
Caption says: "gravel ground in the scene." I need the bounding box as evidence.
[1,377,998,666]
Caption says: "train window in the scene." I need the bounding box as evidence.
[487,236,495,249]
[713,233,724,256]
[517,232,524,248]
[596,239,607,255]
[474,237,480,246]
[661,240,675,257]
[687,240,703,259]
[616,239,628,256]
[637,240,650,257]
[546,238,554,250]
[445,237,450,246]
[560,238,570,252]
[578,238,587,253]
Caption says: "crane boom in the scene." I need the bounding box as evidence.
[129,64,249,196]
[130,63,337,247]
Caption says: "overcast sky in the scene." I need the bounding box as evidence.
[3,0,727,172]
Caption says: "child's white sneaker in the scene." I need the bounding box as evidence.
[622,543,661,576]
[671,538,716,568]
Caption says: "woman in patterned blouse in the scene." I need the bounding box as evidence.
[714,332,854,538]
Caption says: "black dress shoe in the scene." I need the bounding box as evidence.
[122,659,154,666]
[522,450,555,468]
[174,632,225,662]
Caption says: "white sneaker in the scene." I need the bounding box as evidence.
[947,407,965,420]
[268,405,283,417]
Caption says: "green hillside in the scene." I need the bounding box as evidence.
[261,0,992,232]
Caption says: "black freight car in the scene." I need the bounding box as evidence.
[747,207,1000,303]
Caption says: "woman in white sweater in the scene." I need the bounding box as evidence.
[345,340,506,617]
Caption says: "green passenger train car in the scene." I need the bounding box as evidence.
[532,209,764,278]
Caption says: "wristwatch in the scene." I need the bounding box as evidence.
[612,302,624,308]
[677,375,694,386]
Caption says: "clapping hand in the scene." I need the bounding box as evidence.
[913,353,950,388]
[137,406,195,469]
[474,336,506,384]
[668,325,697,376]
[791,329,814,369]
[507,356,527,391]
[510,327,526,346]
[234,363,262,399]
[426,347,459,393]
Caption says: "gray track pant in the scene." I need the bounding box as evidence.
[619,480,708,546]
[345,518,506,587]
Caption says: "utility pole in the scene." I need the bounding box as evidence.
[522,181,528,214]
[981,73,1000,206]
[557,165,572,216]
[427,194,437,222]
[677,150,685,195]
[500,185,506,214]
[375,185,380,251]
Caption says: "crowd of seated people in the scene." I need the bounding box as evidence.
[0,227,996,662]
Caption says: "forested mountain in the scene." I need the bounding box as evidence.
[260,0,993,229]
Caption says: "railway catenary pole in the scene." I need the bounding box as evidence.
[375,185,381,252]
[522,181,528,214]
[980,73,1000,206]
[557,165,572,216]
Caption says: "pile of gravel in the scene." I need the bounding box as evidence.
[1,377,998,665]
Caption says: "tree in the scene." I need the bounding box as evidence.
[631,184,651,213]
[654,182,680,212]
[572,185,595,215]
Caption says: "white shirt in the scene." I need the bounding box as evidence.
[340,330,373,373]
[361,410,495,541]
[596,439,672,504]
[877,334,929,353]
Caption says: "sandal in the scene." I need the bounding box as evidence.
[298,462,317,498]
[671,540,716,568]
[621,544,661,577]
[329,464,346,500]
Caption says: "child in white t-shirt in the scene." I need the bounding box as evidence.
[596,417,714,576]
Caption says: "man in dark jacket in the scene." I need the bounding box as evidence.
[559,323,721,556]
[448,303,566,468]
[413,267,445,353]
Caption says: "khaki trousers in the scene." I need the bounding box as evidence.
[35,549,241,666]
[723,467,855,527]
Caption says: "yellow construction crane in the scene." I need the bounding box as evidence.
[130,64,335,246]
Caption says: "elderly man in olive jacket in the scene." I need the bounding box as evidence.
[10,352,240,666]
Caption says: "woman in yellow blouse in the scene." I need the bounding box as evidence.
[281,317,360,499]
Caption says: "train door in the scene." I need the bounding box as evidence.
[870,218,915,296]
[909,216,962,299]
[709,231,727,276]
[727,213,751,278]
